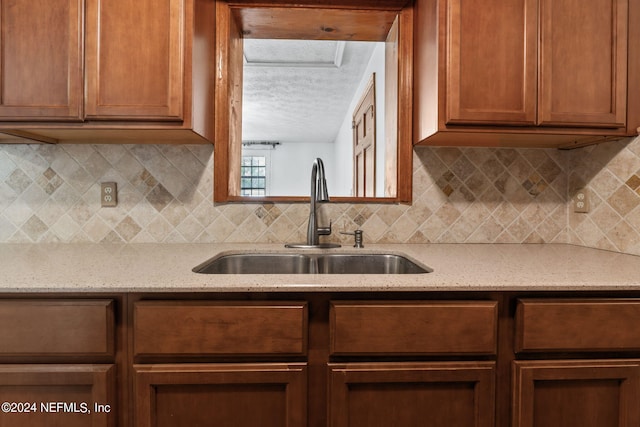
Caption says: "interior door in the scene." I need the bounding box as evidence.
[352,74,376,197]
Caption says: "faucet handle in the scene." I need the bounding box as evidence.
[318,220,332,236]
[340,229,364,248]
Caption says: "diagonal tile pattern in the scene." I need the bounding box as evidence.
[0,135,639,256]
[568,137,640,255]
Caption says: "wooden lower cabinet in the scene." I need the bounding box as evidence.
[0,299,115,358]
[131,300,308,427]
[133,363,307,427]
[328,362,495,427]
[0,364,115,427]
[513,360,640,427]
[515,299,640,352]
[330,301,498,356]
[6,294,640,427]
[514,299,640,427]
[133,301,307,358]
[0,298,120,426]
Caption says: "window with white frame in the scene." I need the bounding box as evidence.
[240,154,268,196]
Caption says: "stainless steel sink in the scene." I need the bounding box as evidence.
[192,253,312,274]
[193,253,432,274]
[315,254,430,274]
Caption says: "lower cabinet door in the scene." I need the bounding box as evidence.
[513,360,640,427]
[134,363,307,427]
[328,362,495,427]
[0,364,115,427]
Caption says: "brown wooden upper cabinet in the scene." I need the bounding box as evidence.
[0,0,83,121]
[84,0,185,121]
[414,0,640,148]
[0,0,215,144]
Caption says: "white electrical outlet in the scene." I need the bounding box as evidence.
[101,182,118,207]
[574,188,589,213]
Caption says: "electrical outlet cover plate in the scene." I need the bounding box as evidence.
[574,189,589,213]
[101,182,117,207]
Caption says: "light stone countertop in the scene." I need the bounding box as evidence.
[0,243,639,293]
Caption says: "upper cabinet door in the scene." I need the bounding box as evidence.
[538,0,627,128]
[445,0,538,126]
[85,0,184,121]
[0,0,83,121]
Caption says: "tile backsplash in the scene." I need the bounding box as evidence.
[1,136,639,256]
[567,137,640,255]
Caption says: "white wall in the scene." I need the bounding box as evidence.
[333,42,386,197]
[244,142,335,196]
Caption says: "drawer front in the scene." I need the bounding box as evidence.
[0,299,115,357]
[134,301,307,357]
[330,301,498,355]
[516,299,640,352]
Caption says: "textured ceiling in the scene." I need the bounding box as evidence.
[242,39,378,144]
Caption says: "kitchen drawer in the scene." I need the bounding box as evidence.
[330,301,498,356]
[516,299,640,352]
[133,301,307,357]
[0,299,115,358]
